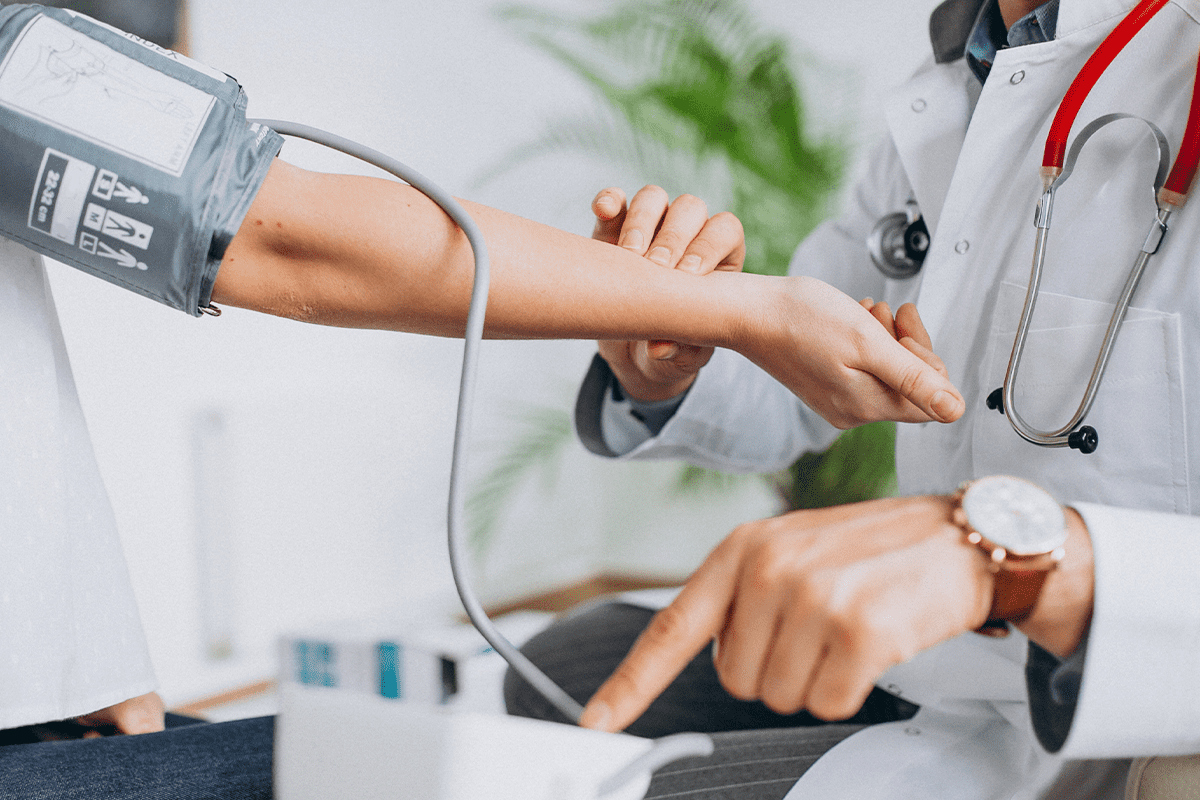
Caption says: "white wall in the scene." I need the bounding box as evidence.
[46,0,941,704]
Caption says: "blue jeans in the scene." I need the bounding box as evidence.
[0,714,273,799]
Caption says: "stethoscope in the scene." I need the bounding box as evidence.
[867,198,929,279]
[869,0,1200,454]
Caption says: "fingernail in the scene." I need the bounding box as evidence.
[620,229,644,251]
[647,246,670,266]
[581,702,612,731]
[679,254,702,273]
[649,340,679,360]
[931,390,960,422]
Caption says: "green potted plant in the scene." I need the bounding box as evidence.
[470,0,896,559]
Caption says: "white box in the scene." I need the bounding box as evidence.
[279,612,553,714]
[274,683,654,800]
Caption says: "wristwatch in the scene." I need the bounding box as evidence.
[952,476,1067,630]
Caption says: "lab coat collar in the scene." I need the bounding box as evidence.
[929,0,988,63]
[882,61,975,243]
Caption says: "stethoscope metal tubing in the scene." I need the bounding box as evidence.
[999,114,1172,450]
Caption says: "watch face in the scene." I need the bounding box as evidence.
[962,476,1066,556]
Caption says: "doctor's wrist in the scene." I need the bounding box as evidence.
[952,477,1066,632]
[949,479,1093,657]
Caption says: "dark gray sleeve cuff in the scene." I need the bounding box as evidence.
[1026,634,1087,753]
[573,353,689,458]
[575,353,621,458]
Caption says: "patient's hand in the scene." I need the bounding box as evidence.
[860,298,941,364]
[73,692,166,737]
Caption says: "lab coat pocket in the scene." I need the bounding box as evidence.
[972,281,1187,514]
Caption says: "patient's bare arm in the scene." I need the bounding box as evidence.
[214,160,964,426]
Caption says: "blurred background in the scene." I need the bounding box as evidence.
[34,0,941,710]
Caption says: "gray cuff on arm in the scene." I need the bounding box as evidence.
[1026,633,1088,753]
[574,353,688,458]
[0,5,283,315]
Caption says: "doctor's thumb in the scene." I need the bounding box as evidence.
[929,388,965,423]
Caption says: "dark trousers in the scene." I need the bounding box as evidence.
[0,713,273,799]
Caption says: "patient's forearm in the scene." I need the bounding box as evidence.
[214,160,966,426]
[214,160,748,346]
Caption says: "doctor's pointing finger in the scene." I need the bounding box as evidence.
[579,491,1094,733]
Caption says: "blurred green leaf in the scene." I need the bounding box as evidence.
[465,405,573,558]
[495,0,845,276]
[471,0,895,553]
[774,422,898,510]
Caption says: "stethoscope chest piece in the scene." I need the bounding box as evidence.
[868,199,929,279]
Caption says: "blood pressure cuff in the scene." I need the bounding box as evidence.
[0,4,282,315]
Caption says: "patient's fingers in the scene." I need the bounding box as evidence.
[900,334,948,379]
[864,339,964,423]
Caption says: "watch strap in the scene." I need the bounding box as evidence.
[988,567,1050,622]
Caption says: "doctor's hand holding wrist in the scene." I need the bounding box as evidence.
[591,185,746,403]
[578,484,1094,732]
[589,184,966,426]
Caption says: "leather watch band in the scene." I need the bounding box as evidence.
[988,567,1050,622]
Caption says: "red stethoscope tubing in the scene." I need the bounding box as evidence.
[1043,0,1200,199]
[1167,53,1200,197]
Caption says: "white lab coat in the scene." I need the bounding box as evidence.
[618,0,1200,796]
[0,238,157,729]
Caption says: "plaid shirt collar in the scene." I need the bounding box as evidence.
[965,0,1060,82]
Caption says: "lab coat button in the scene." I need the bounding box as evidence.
[1010,70,1026,85]
[911,98,927,113]
[955,239,970,254]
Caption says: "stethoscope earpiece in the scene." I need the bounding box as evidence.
[986,387,1005,414]
[1067,426,1098,454]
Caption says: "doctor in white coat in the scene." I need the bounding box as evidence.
[549,0,1200,797]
